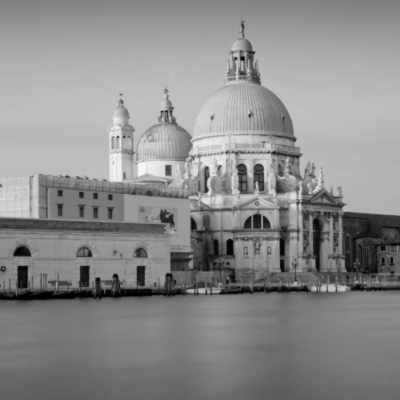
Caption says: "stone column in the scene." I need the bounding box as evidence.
[309,212,315,270]
[338,212,345,270]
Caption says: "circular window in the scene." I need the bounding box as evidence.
[255,201,260,206]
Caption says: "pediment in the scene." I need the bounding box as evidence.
[310,189,337,205]
[234,196,279,210]
[190,199,212,211]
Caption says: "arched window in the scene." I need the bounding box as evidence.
[134,248,148,258]
[244,215,271,229]
[191,217,197,230]
[204,167,210,192]
[116,136,120,149]
[111,136,116,150]
[213,239,219,256]
[237,164,247,192]
[227,239,234,256]
[77,247,92,257]
[14,246,31,257]
[254,164,264,191]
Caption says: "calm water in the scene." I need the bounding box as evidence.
[1,293,399,400]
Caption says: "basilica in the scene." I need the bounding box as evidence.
[116,22,346,278]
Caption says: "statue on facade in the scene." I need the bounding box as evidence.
[254,181,259,195]
[254,239,261,255]
[330,186,334,196]
[310,162,316,177]
[337,186,343,197]
[184,158,190,179]
[304,161,311,177]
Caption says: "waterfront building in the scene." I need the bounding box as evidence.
[343,212,400,273]
[0,218,169,290]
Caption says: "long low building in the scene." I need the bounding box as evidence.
[0,174,192,271]
[0,218,170,291]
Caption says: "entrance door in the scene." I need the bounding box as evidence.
[137,266,145,286]
[80,266,90,287]
[280,260,285,272]
[18,266,28,289]
[313,219,321,272]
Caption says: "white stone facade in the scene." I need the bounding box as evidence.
[0,219,170,291]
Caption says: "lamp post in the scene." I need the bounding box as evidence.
[292,257,298,282]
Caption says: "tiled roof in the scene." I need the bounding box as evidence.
[0,218,165,235]
[344,212,400,235]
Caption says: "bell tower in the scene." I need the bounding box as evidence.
[108,94,134,182]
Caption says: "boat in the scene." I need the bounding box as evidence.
[52,291,80,299]
[219,287,242,295]
[310,284,351,293]
[29,291,55,300]
[185,282,223,295]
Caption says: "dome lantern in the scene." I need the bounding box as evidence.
[226,21,260,85]
[112,93,130,126]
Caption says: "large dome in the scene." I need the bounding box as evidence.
[231,38,253,52]
[137,123,192,162]
[193,82,293,138]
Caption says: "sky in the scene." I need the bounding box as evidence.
[0,0,399,214]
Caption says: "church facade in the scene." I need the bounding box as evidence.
[129,23,346,278]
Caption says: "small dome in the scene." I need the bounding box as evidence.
[231,38,253,52]
[160,98,173,110]
[113,99,130,119]
[137,123,192,162]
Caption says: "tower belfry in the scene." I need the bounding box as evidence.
[108,95,135,182]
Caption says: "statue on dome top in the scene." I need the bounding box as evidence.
[239,21,245,38]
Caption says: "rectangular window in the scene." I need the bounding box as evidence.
[79,192,84,199]
[93,193,98,200]
[108,207,113,219]
[108,194,113,201]
[165,165,172,176]
[93,207,98,219]
[380,245,386,251]
[137,266,145,287]
[123,172,126,179]
[57,190,63,197]
[57,204,63,217]
[79,206,84,218]
[390,257,394,265]
[381,257,386,265]
[391,245,397,253]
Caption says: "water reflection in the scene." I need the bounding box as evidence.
[1,293,399,400]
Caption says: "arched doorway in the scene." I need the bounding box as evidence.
[313,219,322,271]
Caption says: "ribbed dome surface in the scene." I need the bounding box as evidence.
[194,82,293,137]
[231,38,253,52]
[137,123,192,162]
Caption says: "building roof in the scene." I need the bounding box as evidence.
[0,218,166,235]
[344,212,400,238]
[194,82,293,138]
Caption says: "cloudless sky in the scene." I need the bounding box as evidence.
[0,0,399,214]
